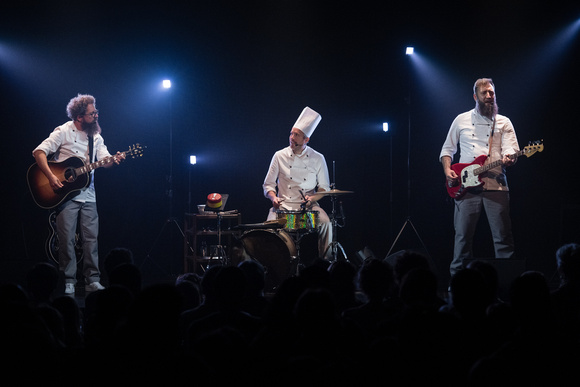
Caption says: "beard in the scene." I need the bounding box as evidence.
[476,100,498,119]
[289,140,306,153]
[81,120,101,137]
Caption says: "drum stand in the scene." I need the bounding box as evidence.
[213,211,228,266]
[323,195,349,263]
[290,221,313,273]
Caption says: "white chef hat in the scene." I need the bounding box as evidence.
[293,106,322,138]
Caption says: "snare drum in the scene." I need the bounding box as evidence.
[276,210,319,232]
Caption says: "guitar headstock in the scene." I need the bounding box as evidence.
[126,144,146,158]
[522,140,543,157]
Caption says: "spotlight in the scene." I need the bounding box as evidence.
[162,79,172,89]
[383,122,389,132]
[406,47,414,55]
[188,155,197,213]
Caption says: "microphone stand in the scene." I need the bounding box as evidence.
[386,54,432,267]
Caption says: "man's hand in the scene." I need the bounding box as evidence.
[267,191,282,209]
[271,196,282,210]
[48,173,63,190]
[105,151,126,167]
[113,151,126,164]
[502,154,516,167]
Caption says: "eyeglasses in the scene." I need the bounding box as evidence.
[84,110,99,117]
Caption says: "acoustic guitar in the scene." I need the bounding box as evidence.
[27,143,145,209]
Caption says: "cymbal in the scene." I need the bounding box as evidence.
[318,189,354,196]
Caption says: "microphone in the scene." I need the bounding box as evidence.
[339,200,345,219]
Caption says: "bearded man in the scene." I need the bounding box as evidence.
[440,78,520,280]
[33,94,125,296]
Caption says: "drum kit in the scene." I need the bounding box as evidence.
[231,187,354,292]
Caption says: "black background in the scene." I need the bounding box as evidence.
[1,1,579,289]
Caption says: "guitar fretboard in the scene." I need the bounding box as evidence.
[473,150,522,176]
[75,148,141,175]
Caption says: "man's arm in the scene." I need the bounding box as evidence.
[501,118,519,167]
[263,153,282,209]
[33,149,63,189]
[266,190,282,210]
[441,155,458,181]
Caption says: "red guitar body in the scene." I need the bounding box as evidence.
[445,140,544,199]
[446,155,488,199]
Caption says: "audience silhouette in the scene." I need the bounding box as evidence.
[342,258,399,343]
[6,244,580,385]
[551,242,580,341]
[25,261,59,305]
[237,259,270,318]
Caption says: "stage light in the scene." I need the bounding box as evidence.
[162,79,172,89]
[383,122,389,132]
[188,155,197,213]
[406,47,414,55]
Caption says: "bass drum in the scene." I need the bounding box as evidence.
[237,229,298,293]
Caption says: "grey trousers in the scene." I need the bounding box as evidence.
[450,190,515,277]
[56,200,101,285]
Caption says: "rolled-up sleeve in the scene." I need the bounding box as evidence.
[33,126,64,157]
[499,117,519,156]
[263,153,279,197]
[439,116,460,162]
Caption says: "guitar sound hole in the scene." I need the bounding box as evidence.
[64,168,76,182]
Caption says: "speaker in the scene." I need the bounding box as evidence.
[463,258,526,301]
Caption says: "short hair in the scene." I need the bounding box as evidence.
[103,247,134,276]
[473,78,494,95]
[66,94,96,120]
[556,243,580,282]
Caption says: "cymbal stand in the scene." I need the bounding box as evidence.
[324,192,349,263]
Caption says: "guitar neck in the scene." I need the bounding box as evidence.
[75,151,127,175]
[474,150,522,176]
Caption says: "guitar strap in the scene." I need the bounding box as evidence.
[487,117,496,158]
[88,135,93,185]
[88,135,94,162]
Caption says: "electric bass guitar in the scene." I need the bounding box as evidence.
[446,140,543,199]
[27,143,145,209]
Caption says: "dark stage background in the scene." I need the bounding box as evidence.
[1,1,579,290]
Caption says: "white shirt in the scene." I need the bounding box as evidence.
[33,121,112,202]
[263,145,330,211]
[440,109,519,191]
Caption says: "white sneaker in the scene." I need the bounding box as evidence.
[64,283,75,295]
[85,282,105,292]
